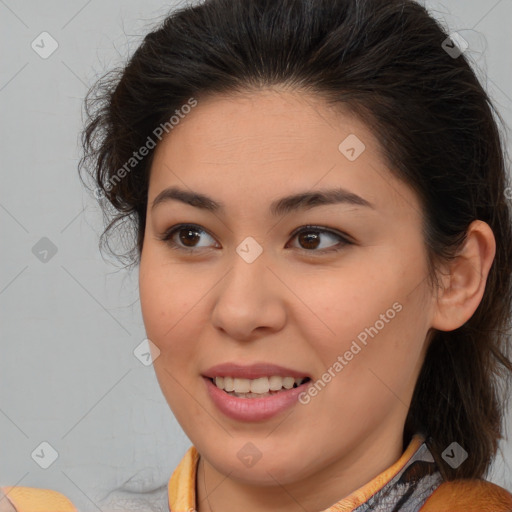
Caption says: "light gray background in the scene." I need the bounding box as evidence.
[1,1,511,511]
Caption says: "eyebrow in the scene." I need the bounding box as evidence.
[151,186,374,217]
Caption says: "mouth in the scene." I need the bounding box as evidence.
[201,362,314,420]
[208,375,312,398]
[203,374,312,421]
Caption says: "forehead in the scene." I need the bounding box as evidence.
[156,89,372,156]
[147,88,420,220]
[149,89,379,181]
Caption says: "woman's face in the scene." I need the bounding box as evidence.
[139,89,436,487]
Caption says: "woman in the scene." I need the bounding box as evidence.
[2,0,512,510]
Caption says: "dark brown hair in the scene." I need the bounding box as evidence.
[79,0,512,481]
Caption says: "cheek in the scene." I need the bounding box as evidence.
[139,256,211,425]
[303,255,428,382]
[302,267,397,343]
[139,254,203,357]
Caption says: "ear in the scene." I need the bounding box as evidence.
[431,220,496,332]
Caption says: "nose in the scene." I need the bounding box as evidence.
[210,246,287,341]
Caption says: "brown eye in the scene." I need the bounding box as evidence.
[160,224,219,252]
[178,227,202,247]
[287,226,351,254]
[297,231,321,250]
[159,223,351,255]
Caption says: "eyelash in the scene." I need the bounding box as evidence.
[158,223,352,256]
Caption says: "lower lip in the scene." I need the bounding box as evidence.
[203,377,311,422]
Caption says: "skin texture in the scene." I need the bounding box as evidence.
[138,88,496,512]
[0,489,16,512]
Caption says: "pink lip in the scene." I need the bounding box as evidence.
[202,362,311,380]
[203,376,311,422]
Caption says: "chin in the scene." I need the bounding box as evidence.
[202,440,315,486]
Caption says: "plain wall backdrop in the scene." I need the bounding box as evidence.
[1,0,511,510]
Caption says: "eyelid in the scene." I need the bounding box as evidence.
[159,223,353,254]
[287,224,354,244]
[159,224,219,251]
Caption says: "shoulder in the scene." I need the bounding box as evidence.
[0,486,77,512]
[419,479,512,512]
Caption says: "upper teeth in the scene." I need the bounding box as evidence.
[214,376,306,394]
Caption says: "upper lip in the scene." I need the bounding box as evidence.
[202,362,311,380]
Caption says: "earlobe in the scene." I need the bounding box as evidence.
[430,220,496,332]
